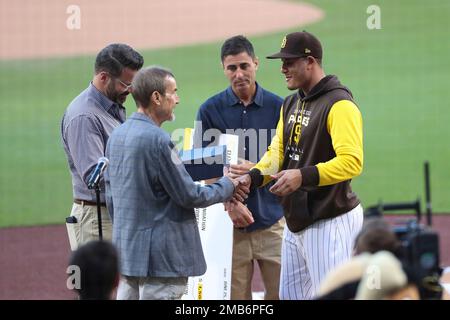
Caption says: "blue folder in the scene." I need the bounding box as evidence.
[179,145,227,181]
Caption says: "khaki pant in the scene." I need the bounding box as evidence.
[117,275,188,300]
[231,218,285,300]
[66,202,112,251]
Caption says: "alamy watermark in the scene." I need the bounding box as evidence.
[169,121,277,166]
[364,264,381,290]
[66,264,81,290]
[66,5,81,30]
[367,5,381,30]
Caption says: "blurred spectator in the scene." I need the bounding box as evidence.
[353,217,400,255]
[354,217,443,299]
[317,217,420,299]
[355,251,417,300]
[316,253,371,299]
[317,251,419,300]
[68,240,119,300]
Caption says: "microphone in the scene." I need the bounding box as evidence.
[87,157,109,189]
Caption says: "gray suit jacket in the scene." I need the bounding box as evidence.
[105,112,234,277]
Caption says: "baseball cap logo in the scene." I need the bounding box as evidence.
[281,36,287,49]
[267,31,323,60]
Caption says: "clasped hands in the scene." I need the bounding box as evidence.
[224,159,303,227]
[223,159,254,228]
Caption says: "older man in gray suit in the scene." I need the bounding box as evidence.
[105,66,253,300]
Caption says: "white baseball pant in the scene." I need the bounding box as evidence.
[279,204,363,300]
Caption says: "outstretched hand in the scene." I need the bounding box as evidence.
[269,169,302,196]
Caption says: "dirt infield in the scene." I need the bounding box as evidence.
[0,225,76,300]
[0,215,449,300]
[0,0,323,60]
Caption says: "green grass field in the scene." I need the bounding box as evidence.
[1,0,449,227]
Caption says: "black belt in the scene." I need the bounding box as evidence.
[74,199,106,207]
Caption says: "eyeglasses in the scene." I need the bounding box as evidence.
[105,72,132,91]
[115,78,132,91]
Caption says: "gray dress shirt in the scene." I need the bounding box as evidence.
[61,83,125,203]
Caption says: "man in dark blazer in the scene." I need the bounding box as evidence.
[105,66,252,300]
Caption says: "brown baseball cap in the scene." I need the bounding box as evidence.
[267,31,323,59]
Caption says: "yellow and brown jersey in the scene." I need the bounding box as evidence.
[250,75,363,232]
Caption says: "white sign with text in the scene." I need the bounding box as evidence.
[182,134,238,300]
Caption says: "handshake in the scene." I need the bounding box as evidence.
[223,159,254,228]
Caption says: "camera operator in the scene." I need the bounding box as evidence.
[356,217,442,299]
[353,217,401,255]
[318,217,443,299]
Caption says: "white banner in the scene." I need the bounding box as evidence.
[182,204,233,300]
[182,133,238,300]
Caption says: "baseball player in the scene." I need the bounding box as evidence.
[235,31,364,299]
